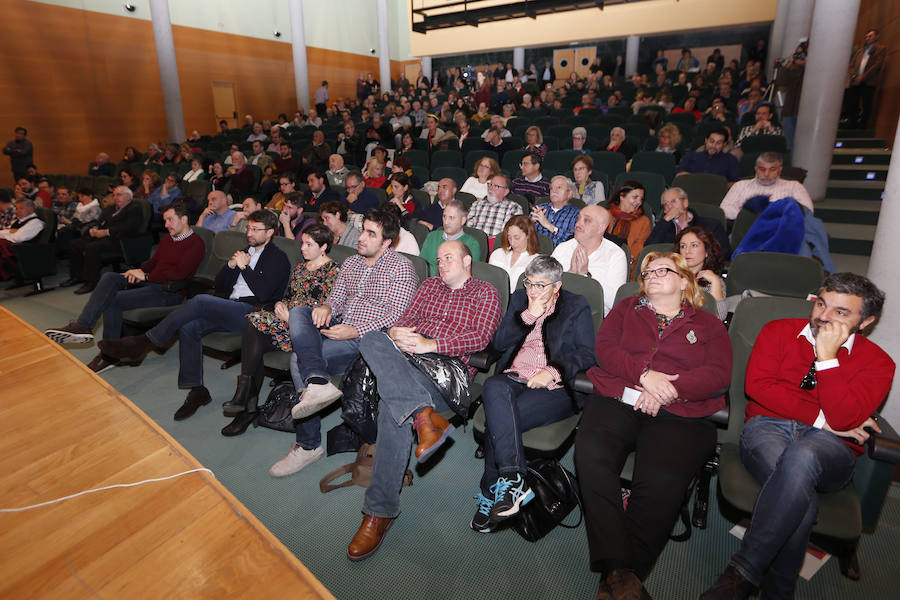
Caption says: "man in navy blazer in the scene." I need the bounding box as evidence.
[100,210,291,420]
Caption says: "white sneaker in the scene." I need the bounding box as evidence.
[268,444,324,478]
[290,381,342,419]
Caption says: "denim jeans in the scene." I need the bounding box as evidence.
[479,373,575,495]
[287,305,361,449]
[77,272,183,340]
[359,331,449,518]
[730,415,856,599]
[146,294,253,388]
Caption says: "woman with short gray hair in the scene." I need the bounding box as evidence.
[469,255,595,533]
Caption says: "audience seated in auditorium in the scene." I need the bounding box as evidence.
[220,223,340,437]
[552,205,627,315]
[488,215,539,292]
[0,198,44,280]
[303,170,341,212]
[61,186,143,294]
[521,126,548,161]
[468,173,525,240]
[571,155,606,206]
[248,140,272,172]
[719,152,813,220]
[577,251,731,600]
[530,175,580,246]
[88,152,114,177]
[420,114,446,150]
[654,123,683,162]
[382,202,420,255]
[302,130,331,174]
[460,156,500,202]
[195,190,237,233]
[386,172,418,219]
[134,170,159,201]
[700,273,893,600]
[420,198,480,271]
[510,152,550,203]
[606,180,651,265]
[570,127,591,155]
[182,157,206,183]
[734,103,783,150]
[320,199,361,249]
[326,154,349,187]
[277,192,316,240]
[247,122,267,143]
[337,122,364,163]
[274,142,299,177]
[647,188,732,257]
[675,126,741,183]
[605,127,638,161]
[147,173,183,223]
[363,158,387,189]
[99,209,291,421]
[225,150,255,196]
[343,170,380,215]
[229,196,262,233]
[417,178,457,231]
[271,208,419,477]
[0,190,16,229]
[347,239,501,560]
[266,173,296,211]
[676,226,727,320]
[45,201,205,372]
[473,255,595,533]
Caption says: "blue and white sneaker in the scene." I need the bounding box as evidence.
[489,473,534,523]
[470,492,495,533]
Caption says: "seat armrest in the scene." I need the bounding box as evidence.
[469,349,501,372]
[573,371,594,395]
[868,413,900,463]
[161,279,188,293]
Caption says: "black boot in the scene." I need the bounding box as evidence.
[223,374,259,417]
[222,377,262,437]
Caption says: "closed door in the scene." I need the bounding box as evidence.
[212,81,237,129]
[553,49,575,83]
[575,47,597,79]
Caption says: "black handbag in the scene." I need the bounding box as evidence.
[512,458,583,542]
[256,381,300,433]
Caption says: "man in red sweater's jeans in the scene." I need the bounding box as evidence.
[45,200,205,374]
[701,273,895,600]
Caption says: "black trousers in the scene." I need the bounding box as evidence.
[240,322,279,381]
[68,237,118,285]
[843,84,876,129]
[574,396,716,580]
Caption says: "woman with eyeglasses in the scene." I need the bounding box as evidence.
[676,226,727,320]
[460,156,500,201]
[571,155,605,206]
[221,223,339,436]
[470,255,595,533]
[522,126,548,161]
[575,252,731,598]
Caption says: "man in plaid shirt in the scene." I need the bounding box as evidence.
[347,240,502,561]
[530,175,580,246]
[466,173,523,239]
[268,207,419,478]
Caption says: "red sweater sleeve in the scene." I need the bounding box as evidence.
[143,234,206,283]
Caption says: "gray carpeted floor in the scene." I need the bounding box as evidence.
[3,271,899,600]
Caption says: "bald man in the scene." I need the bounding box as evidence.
[196,190,237,233]
[551,205,627,314]
[416,177,457,231]
[88,152,114,177]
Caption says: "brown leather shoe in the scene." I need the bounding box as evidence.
[413,406,454,462]
[98,334,151,362]
[605,569,651,600]
[347,514,395,561]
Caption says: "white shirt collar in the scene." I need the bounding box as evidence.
[797,323,855,355]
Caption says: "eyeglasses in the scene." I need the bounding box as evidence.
[488,183,507,190]
[523,279,553,291]
[247,226,271,233]
[520,161,533,167]
[640,267,678,280]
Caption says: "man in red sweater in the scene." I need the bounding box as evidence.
[45,201,205,373]
[701,273,895,600]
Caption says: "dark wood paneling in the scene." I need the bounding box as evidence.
[856,0,900,147]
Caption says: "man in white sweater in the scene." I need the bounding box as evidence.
[720,152,813,220]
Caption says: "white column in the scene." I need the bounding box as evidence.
[780,0,815,62]
[289,0,311,111]
[625,35,639,76]
[867,115,900,430]
[421,56,432,83]
[792,0,860,201]
[513,47,525,71]
[376,0,392,94]
[766,0,791,79]
[148,0,185,141]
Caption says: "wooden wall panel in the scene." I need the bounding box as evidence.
[0,1,417,187]
[856,0,900,147]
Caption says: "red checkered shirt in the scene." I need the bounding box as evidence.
[505,295,562,389]
[394,275,502,376]
[325,248,419,337]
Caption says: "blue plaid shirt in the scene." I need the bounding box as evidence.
[533,202,579,246]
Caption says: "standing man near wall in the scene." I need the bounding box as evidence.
[843,29,886,130]
[314,81,329,117]
[3,127,34,181]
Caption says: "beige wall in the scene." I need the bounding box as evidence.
[410,0,777,57]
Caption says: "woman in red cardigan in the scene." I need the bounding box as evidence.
[575,252,732,599]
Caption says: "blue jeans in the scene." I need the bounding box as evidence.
[359,331,449,518]
[782,116,797,151]
[730,415,856,599]
[288,305,361,449]
[479,374,575,495]
[146,294,253,388]
[77,272,183,340]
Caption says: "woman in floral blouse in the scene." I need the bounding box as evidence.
[221,223,340,436]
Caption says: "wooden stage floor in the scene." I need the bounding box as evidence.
[0,308,334,599]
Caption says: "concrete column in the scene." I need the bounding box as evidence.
[513,47,525,72]
[780,0,815,62]
[625,35,639,76]
[376,0,392,94]
[792,0,860,201]
[289,0,311,111]
[421,56,432,83]
[867,115,900,430]
[148,0,185,142]
[766,0,791,79]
